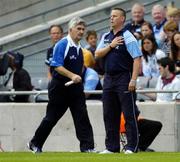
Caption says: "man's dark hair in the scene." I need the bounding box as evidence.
[157,57,175,73]
[48,24,63,34]
[8,51,24,69]
[112,7,126,21]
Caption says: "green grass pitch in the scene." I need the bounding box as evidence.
[1,152,180,162]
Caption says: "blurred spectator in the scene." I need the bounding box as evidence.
[82,48,95,68]
[125,3,145,34]
[140,22,155,48]
[141,22,154,38]
[160,20,178,56]
[133,31,143,48]
[0,84,9,102]
[0,54,11,102]
[144,57,180,101]
[45,25,63,80]
[85,30,97,56]
[170,31,180,75]
[82,66,102,100]
[141,35,166,78]
[166,3,180,31]
[85,30,104,76]
[0,53,9,76]
[5,52,33,102]
[151,4,167,46]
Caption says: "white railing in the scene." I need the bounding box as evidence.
[0,89,180,95]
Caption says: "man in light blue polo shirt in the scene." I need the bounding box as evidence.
[95,8,142,154]
[28,17,95,153]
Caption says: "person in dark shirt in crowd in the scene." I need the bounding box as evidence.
[45,25,63,80]
[125,3,145,36]
[5,51,33,102]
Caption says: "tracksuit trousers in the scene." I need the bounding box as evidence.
[102,73,139,152]
[31,78,94,152]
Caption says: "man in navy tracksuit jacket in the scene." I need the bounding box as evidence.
[28,17,95,153]
[95,8,142,154]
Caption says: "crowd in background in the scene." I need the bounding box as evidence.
[0,2,180,102]
[80,2,180,102]
[83,2,180,79]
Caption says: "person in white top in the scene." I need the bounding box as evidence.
[144,57,180,101]
[141,35,166,78]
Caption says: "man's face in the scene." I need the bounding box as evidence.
[152,7,165,24]
[8,55,16,69]
[50,26,63,44]
[159,65,167,78]
[110,10,124,29]
[132,6,144,23]
[70,24,85,42]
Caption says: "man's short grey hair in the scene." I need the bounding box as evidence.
[68,17,86,29]
[152,4,165,13]
[132,3,145,13]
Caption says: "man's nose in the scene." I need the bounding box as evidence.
[80,30,84,34]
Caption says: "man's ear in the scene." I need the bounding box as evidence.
[121,16,126,23]
[165,65,169,70]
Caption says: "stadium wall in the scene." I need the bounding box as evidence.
[0,101,180,152]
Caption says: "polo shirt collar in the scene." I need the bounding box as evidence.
[110,27,126,36]
[131,19,145,27]
[154,18,167,30]
[67,34,80,48]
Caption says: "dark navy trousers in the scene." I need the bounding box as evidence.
[31,78,94,152]
[102,73,139,152]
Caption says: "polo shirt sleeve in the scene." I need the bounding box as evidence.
[50,39,68,67]
[96,33,108,50]
[123,30,142,59]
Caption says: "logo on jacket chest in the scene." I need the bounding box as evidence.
[69,55,77,60]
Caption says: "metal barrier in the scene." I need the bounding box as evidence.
[0,89,180,95]
[175,91,180,100]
